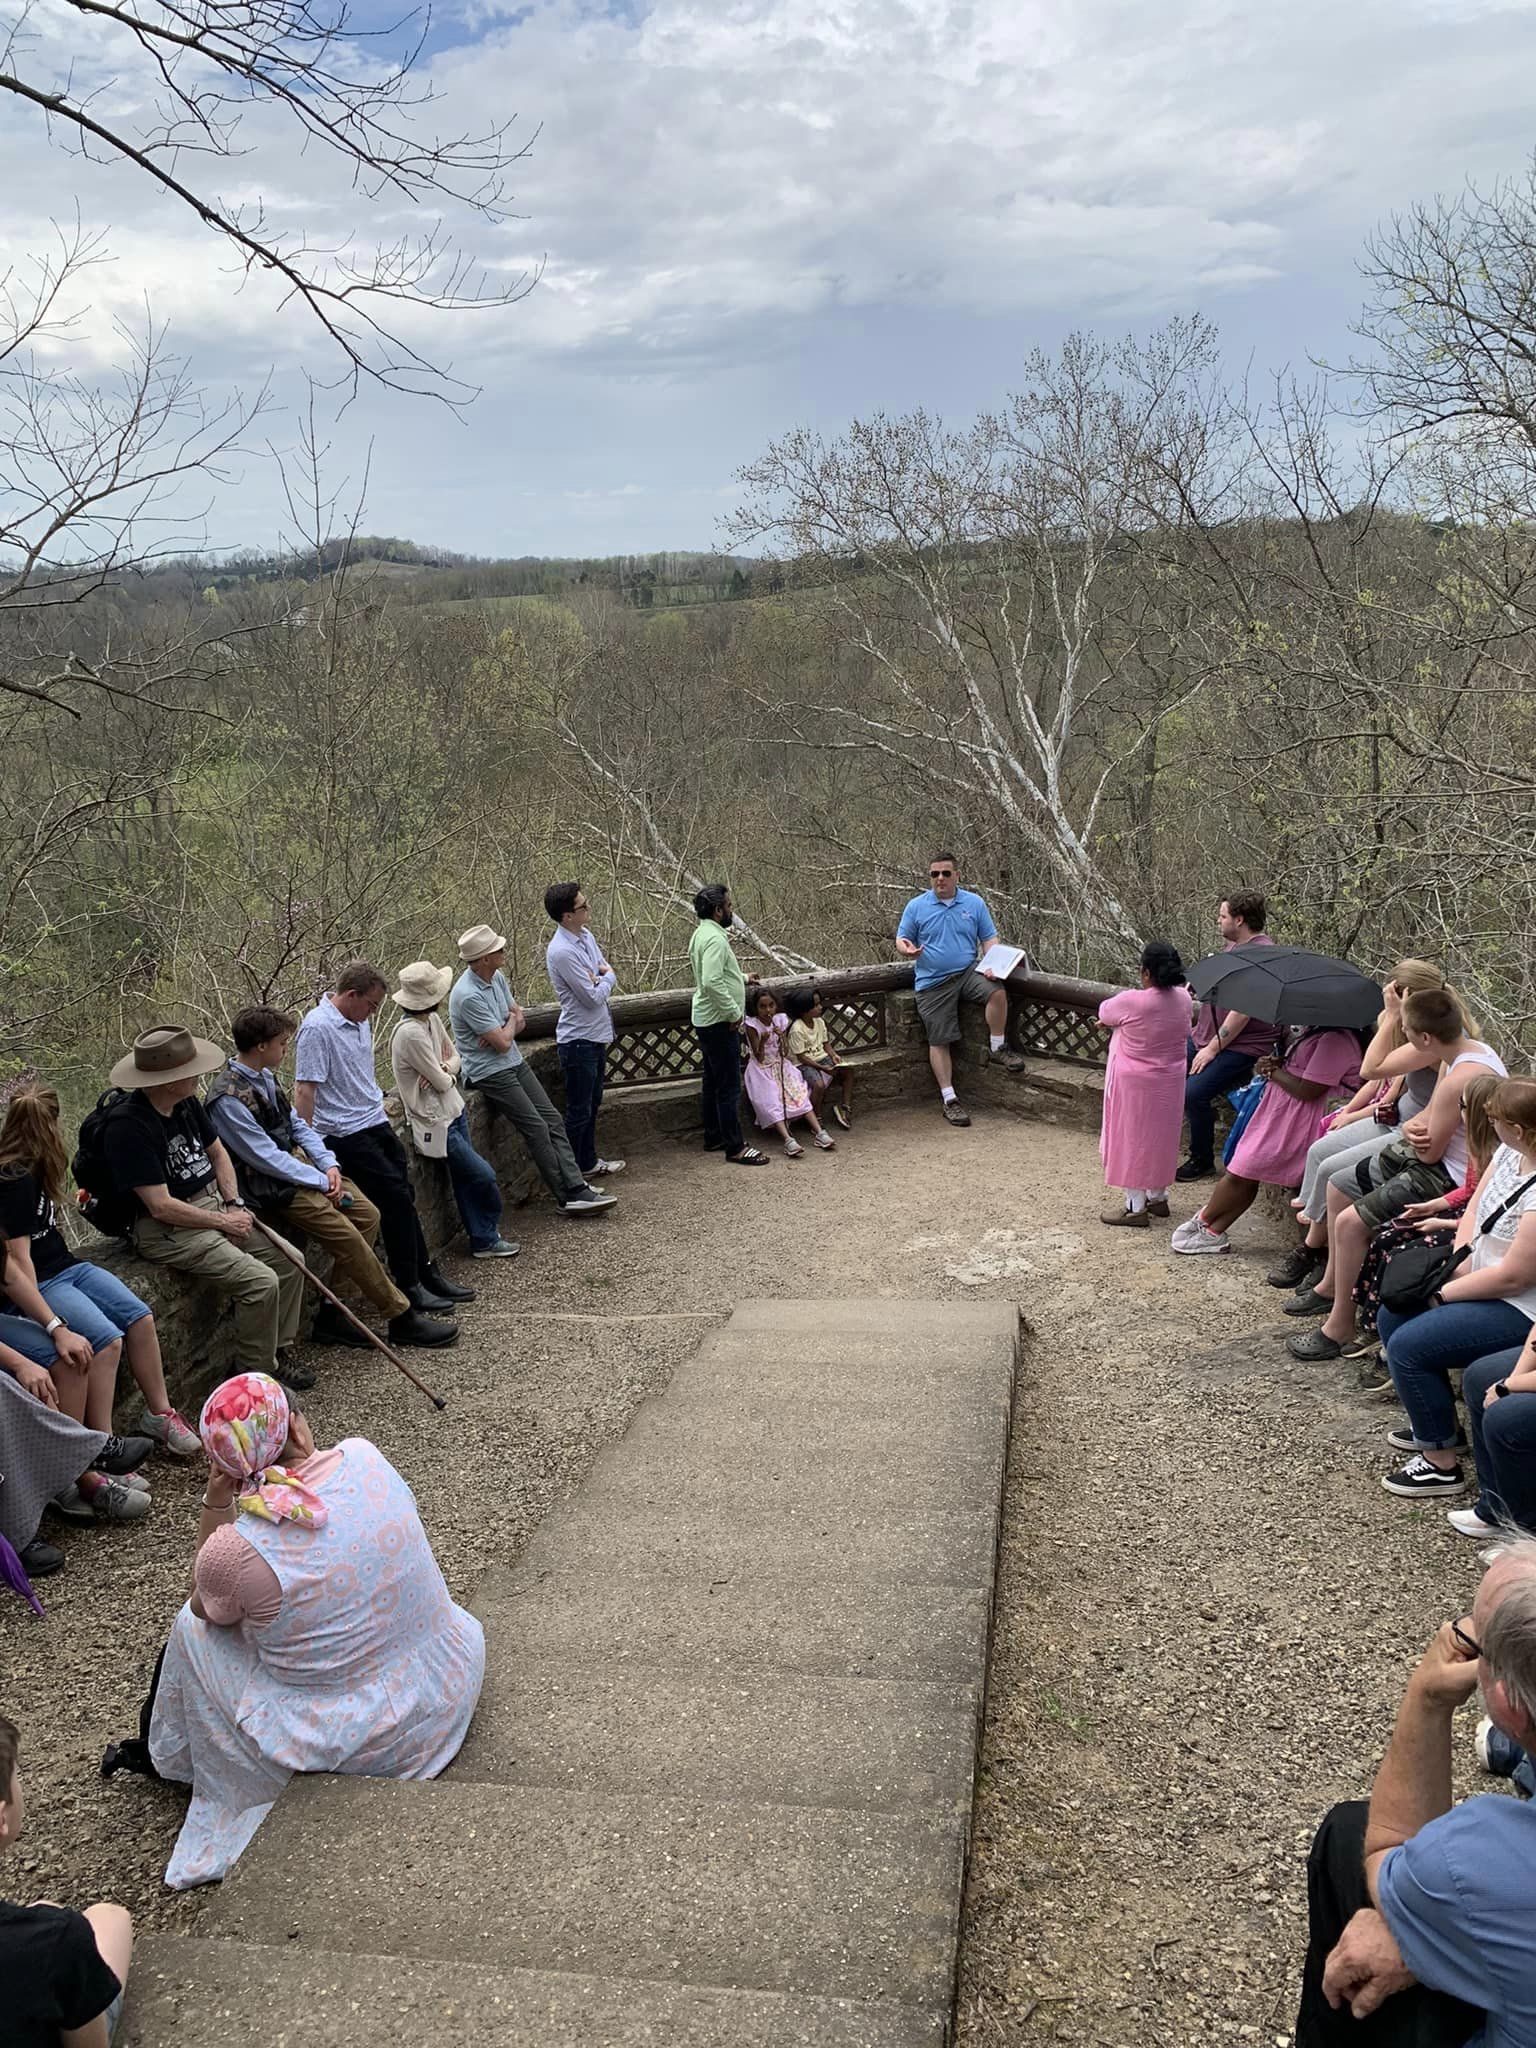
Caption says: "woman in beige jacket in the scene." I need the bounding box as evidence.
[389,961,518,1259]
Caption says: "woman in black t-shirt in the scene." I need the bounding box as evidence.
[0,1087,202,1474]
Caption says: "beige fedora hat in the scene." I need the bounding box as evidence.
[392,960,454,1010]
[457,922,506,963]
[109,1024,225,1090]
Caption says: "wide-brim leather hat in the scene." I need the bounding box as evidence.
[109,1025,225,1090]
[392,960,454,1009]
[457,923,507,963]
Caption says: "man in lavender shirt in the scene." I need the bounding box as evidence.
[544,882,625,1181]
[1176,888,1280,1181]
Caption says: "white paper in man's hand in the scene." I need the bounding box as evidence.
[979,944,1028,980]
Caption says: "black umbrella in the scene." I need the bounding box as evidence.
[1185,944,1382,1030]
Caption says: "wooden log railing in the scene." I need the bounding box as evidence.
[517,960,1121,1092]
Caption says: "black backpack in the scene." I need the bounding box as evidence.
[72,1089,139,1239]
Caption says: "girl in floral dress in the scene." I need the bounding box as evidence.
[742,984,836,1159]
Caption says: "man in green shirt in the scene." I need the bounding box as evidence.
[689,884,767,1166]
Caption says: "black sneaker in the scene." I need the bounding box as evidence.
[388,1310,460,1350]
[1267,1243,1324,1290]
[20,1536,65,1577]
[1174,1158,1216,1182]
[92,1433,155,1476]
[272,1351,317,1393]
[311,1306,376,1350]
[1357,1348,1392,1392]
[423,1267,475,1303]
[1388,1425,1469,1455]
[1382,1454,1467,1498]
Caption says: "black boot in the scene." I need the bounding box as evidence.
[423,1264,475,1304]
[389,1309,460,1349]
[310,1304,376,1350]
[407,1281,458,1314]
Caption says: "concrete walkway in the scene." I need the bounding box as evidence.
[123,1296,1019,2046]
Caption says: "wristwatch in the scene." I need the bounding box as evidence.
[43,1314,65,1337]
[1495,1380,1513,1400]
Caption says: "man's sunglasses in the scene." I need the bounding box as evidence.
[929,868,954,879]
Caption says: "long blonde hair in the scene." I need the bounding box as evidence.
[1461,1072,1501,1183]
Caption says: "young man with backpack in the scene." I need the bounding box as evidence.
[89,1026,310,1391]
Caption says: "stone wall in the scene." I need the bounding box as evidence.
[73,987,1105,1421]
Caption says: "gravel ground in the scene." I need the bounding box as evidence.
[2,1092,1490,2039]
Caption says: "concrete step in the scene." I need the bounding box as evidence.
[725,1298,1019,1339]
[200,1775,966,2013]
[472,1566,992,1683]
[453,1654,980,1813]
[666,1329,1015,1412]
[123,1936,945,2047]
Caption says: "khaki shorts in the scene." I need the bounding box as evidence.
[914,966,997,1046]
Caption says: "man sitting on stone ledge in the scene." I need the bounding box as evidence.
[895,853,1024,1129]
[207,1007,454,1354]
[1295,1536,1536,2044]
[101,1026,310,1391]
[448,923,616,1216]
[294,962,474,1329]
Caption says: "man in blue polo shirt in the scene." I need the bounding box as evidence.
[1295,1538,1536,2044]
[896,853,1025,1128]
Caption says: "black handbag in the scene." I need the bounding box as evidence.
[1378,1171,1536,1317]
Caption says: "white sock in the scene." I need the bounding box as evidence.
[1127,1191,1147,1213]
[941,1085,957,1103]
[1146,1187,1167,1204]
[989,1035,1006,1052]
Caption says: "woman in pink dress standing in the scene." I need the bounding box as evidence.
[1097,943,1193,1228]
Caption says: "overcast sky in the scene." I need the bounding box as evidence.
[5,0,1536,558]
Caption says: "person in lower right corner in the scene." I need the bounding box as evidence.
[783,987,853,1130]
[0,1712,134,2046]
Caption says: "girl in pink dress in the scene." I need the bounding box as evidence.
[1171,1026,1366,1256]
[742,984,835,1159]
[1097,943,1193,1228]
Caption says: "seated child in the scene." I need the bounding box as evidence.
[742,983,836,1159]
[783,987,853,1130]
[0,1712,132,2047]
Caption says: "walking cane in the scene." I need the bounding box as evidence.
[248,1214,448,1412]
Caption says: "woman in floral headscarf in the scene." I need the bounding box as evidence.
[147,1372,484,1888]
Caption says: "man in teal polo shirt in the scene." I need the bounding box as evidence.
[896,854,1025,1127]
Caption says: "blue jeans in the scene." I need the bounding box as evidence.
[1183,1039,1258,1169]
[0,1261,150,1364]
[445,1111,504,1251]
[558,1039,608,1175]
[1463,1346,1536,1530]
[1378,1300,1535,1450]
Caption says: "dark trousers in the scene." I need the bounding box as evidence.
[558,1039,608,1174]
[696,1020,745,1156]
[1465,1347,1536,1530]
[1296,1801,1481,2046]
[1183,1038,1258,1168]
[328,1120,431,1292]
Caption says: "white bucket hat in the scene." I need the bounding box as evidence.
[457,923,506,963]
[392,961,454,1010]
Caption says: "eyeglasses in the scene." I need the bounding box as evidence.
[1451,1615,1484,1660]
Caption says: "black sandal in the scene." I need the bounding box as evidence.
[728,1147,770,1165]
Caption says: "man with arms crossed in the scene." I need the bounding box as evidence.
[896,854,1024,1128]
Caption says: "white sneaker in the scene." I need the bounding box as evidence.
[1170,1217,1230,1255]
[589,1158,627,1177]
[813,1131,836,1151]
[139,1405,201,1458]
[1448,1507,1499,1539]
[784,1138,804,1158]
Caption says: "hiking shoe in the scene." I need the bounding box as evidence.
[987,1046,1028,1073]
[1170,1216,1230,1255]
[272,1351,317,1393]
[1283,1287,1332,1317]
[310,1305,375,1349]
[813,1131,836,1151]
[1175,1158,1217,1182]
[1146,1198,1170,1218]
[471,1237,521,1259]
[1101,1207,1150,1228]
[831,1105,851,1130]
[138,1407,201,1458]
[1450,1508,1500,1541]
[55,1477,151,1523]
[1267,1243,1325,1290]
[92,1434,155,1476]
[19,1536,65,1577]
[564,1185,618,1212]
[424,1267,475,1303]
[1388,1425,1469,1454]
[1382,1455,1467,1498]
[1286,1329,1344,1361]
[388,1310,460,1350]
[943,1100,972,1127]
[589,1158,627,1177]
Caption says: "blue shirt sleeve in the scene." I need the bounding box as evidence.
[292,1019,330,1088]
[897,898,921,943]
[972,895,998,944]
[455,977,506,1039]
[209,1096,329,1190]
[1377,1798,1517,2012]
